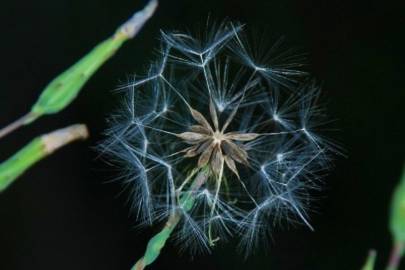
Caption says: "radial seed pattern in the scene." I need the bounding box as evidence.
[100,21,338,254]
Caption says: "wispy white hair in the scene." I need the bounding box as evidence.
[99,20,339,255]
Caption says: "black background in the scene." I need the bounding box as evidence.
[0,0,404,269]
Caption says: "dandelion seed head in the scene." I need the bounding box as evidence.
[100,20,339,255]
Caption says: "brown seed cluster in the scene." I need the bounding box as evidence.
[177,100,259,178]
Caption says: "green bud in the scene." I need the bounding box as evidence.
[28,0,158,120]
[29,35,127,120]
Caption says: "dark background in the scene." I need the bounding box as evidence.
[0,0,404,269]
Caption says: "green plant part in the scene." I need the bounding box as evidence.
[387,164,405,270]
[132,168,209,270]
[361,250,376,270]
[0,124,89,192]
[0,0,158,139]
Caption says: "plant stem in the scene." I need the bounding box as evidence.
[0,112,38,139]
[132,213,181,270]
[131,169,209,270]
[361,250,377,270]
[386,242,404,270]
[0,0,158,140]
[0,124,88,192]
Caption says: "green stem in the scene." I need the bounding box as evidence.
[0,0,158,139]
[131,169,209,270]
[132,213,181,270]
[361,250,377,270]
[0,124,88,192]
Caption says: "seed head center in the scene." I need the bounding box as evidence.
[212,131,224,145]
